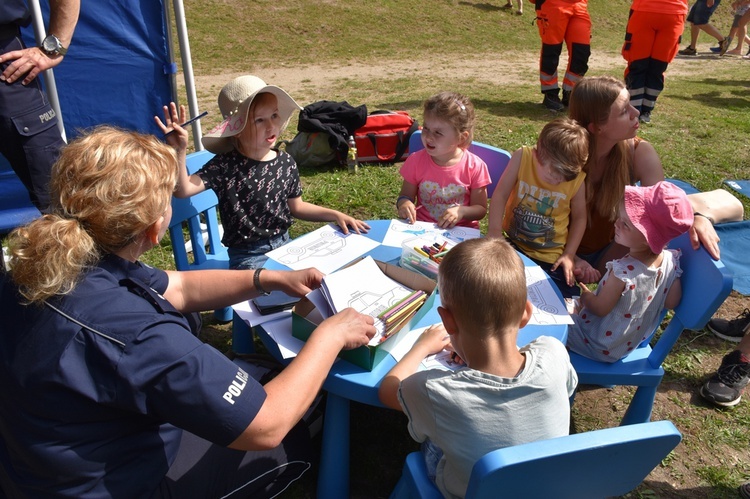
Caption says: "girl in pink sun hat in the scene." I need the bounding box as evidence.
[566,181,693,362]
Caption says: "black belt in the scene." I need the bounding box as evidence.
[0,24,21,41]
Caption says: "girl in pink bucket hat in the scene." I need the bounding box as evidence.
[566,181,693,362]
[156,75,369,270]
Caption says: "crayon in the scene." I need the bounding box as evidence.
[164,111,208,137]
[413,247,430,258]
[381,290,426,321]
[384,296,425,324]
[384,293,426,321]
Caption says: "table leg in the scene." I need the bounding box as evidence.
[317,392,350,499]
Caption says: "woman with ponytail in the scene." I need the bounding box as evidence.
[0,126,376,498]
[567,76,720,283]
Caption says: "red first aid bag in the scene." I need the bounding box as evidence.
[354,110,419,163]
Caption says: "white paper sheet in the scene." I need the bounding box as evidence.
[259,317,303,359]
[305,288,333,319]
[386,323,461,372]
[265,224,379,274]
[320,256,414,342]
[525,266,575,325]
[381,219,481,248]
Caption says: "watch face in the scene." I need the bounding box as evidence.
[42,35,62,54]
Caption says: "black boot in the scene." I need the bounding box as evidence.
[561,90,571,107]
[542,90,564,112]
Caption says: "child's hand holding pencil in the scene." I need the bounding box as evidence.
[411,323,452,357]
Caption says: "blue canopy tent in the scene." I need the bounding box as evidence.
[1,0,202,236]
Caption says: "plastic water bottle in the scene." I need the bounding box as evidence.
[347,135,358,174]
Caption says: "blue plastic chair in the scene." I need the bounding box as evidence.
[0,155,41,235]
[168,150,254,353]
[390,420,682,499]
[569,232,733,426]
[168,151,227,274]
[407,130,511,198]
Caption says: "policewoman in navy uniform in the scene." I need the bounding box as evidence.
[0,126,376,498]
[0,0,79,212]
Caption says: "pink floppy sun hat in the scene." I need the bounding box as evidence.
[201,75,301,154]
[624,181,694,254]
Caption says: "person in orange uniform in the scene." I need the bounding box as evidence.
[622,0,688,124]
[531,0,591,112]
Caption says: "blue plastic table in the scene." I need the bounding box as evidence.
[253,220,568,499]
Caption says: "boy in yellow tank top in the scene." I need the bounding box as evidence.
[488,117,589,299]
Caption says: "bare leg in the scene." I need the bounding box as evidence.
[739,329,750,357]
[698,23,726,42]
[727,26,745,54]
[689,24,701,48]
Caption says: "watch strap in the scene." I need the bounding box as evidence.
[254,268,270,296]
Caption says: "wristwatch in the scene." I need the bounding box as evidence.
[40,34,67,57]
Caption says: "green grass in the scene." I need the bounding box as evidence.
[29,0,743,497]
[152,1,750,497]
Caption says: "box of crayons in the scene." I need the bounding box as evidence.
[291,259,437,371]
[399,235,456,280]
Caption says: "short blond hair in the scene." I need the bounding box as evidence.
[8,126,178,303]
[438,238,527,336]
[536,117,589,182]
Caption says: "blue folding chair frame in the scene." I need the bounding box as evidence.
[569,232,733,425]
[167,150,254,353]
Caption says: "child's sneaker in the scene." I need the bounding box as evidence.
[707,308,750,343]
[700,350,750,407]
[638,111,651,124]
[711,37,732,54]
[679,46,697,56]
[740,481,750,499]
[718,37,731,56]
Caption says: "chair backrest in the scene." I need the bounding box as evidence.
[407,130,511,198]
[390,421,682,499]
[168,150,229,271]
[648,231,733,367]
[466,420,681,498]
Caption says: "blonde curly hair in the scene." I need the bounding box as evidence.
[7,126,178,303]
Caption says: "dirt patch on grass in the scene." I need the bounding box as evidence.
[194,49,750,497]
[190,49,747,114]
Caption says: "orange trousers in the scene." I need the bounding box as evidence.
[533,0,591,93]
[622,9,685,113]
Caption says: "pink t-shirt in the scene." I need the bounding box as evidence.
[399,149,491,229]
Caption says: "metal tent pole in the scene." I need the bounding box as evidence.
[171,0,203,150]
[162,0,180,106]
[27,0,67,142]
